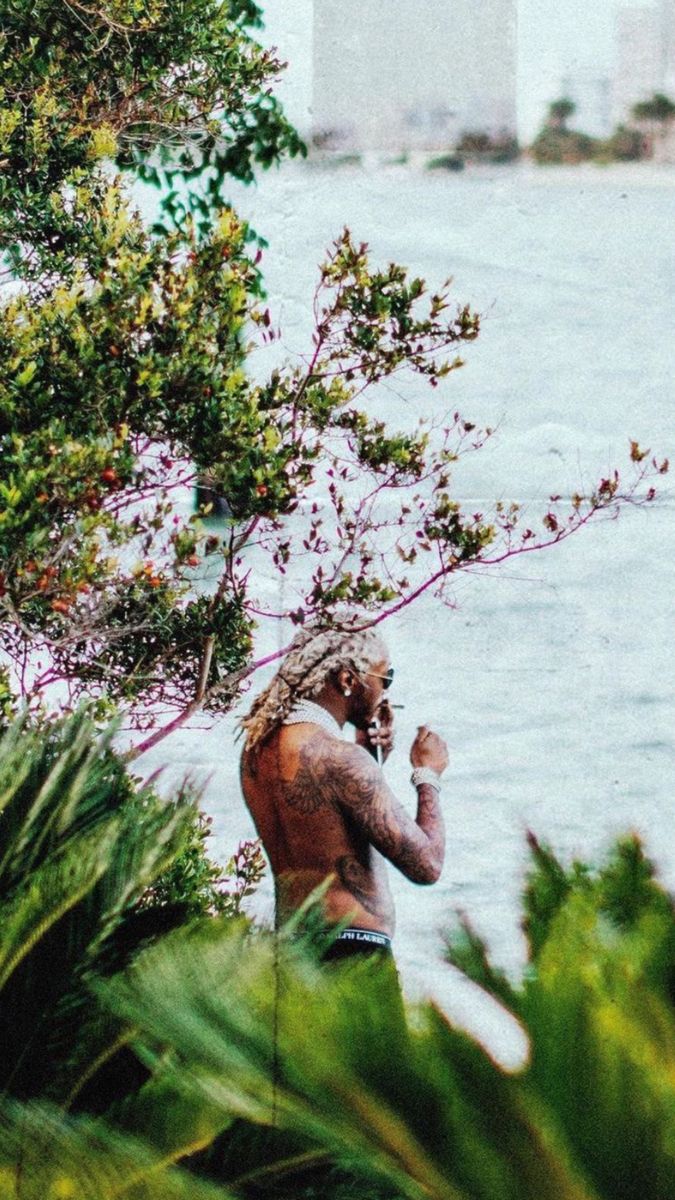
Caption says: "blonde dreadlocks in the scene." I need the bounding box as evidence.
[240,622,388,753]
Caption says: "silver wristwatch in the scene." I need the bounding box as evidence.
[410,766,442,793]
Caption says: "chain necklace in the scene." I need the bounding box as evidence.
[283,698,343,738]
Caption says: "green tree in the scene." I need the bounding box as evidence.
[1,3,665,752]
[631,92,675,158]
[632,92,675,124]
[547,97,576,131]
[596,124,645,164]
[530,97,600,164]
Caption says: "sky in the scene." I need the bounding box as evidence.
[260,0,658,141]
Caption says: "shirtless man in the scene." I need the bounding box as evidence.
[240,624,448,959]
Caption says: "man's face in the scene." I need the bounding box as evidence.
[348,656,391,730]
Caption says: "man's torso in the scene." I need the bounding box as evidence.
[240,724,395,935]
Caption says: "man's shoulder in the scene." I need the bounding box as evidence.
[296,732,376,769]
[242,727,378,783]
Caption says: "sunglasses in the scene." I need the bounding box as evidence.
[365,666,395,690]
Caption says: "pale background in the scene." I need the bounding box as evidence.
[261,0,661,141]
[137,2,674,1062]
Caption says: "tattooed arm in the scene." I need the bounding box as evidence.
[288,737,445,885]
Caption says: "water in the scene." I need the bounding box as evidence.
[137,162,675,1062]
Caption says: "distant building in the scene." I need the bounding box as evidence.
[658,0,675,95]
[312,0,517,154]
[560,72,613,138]
[612,6,663,125]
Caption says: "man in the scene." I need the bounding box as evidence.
[240,624,448,961]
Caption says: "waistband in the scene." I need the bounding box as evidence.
[333,927,392,949]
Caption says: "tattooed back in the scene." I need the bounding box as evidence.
[240,725,396,934]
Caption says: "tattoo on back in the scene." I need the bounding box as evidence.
[336,855,391,922]
[279,733,443,888]
[280,735,379,815]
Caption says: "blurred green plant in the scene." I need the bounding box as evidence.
[98,834,675,1200]
[0,707,672,1197]
[0,708,262,1112]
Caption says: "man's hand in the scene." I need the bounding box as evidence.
[410,725,448,775]
[355,698,395,762]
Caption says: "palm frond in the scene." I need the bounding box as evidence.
[0,1100,232,1200]
[0,821,119,992]
[101,919,596,1200]
[443,914,519,1011]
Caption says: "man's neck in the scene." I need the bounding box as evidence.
[312,686,348,729]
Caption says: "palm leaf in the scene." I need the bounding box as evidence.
[101,919,597,1200]
[0,709,202,1104]
[0,711,116,887]
[0,821,119,992]
[521,893,675,1199]
[443,914,520,1011]
[0,1100,232,1200]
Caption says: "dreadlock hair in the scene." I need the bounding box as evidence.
[240,621,388,755]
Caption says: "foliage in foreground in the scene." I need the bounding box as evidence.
[0,709,259,1115]
[96,834,675,1200]
[0,713,670,1200]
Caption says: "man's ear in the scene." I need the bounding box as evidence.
[336,666,356,695]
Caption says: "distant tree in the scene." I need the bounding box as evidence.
[547,97,576,131]
[631,92,675,159]
[632,92,675,124]
[456,130,520,164]
[597,124,645,163]
[529,97,599,164]
[530,127,597,165]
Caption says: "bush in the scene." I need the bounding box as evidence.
[426,153,465,172]
[530,127,599,165]
[597,125,646,163]
[0,709,262,1108]
[456,131,520,164]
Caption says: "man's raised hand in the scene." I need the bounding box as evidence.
[410,725,448,776]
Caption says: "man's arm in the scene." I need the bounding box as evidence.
[283,735,445,884]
